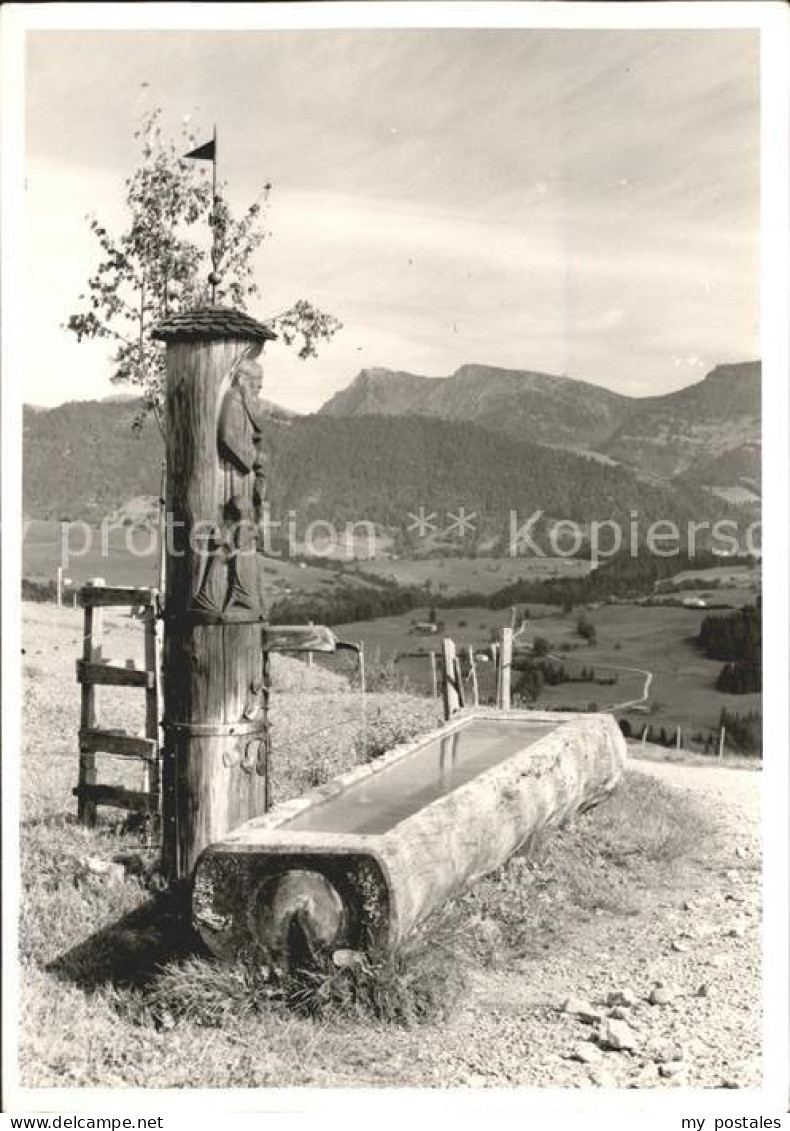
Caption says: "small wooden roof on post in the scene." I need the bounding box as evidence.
[153,304,277,881]
[152,305,278,346]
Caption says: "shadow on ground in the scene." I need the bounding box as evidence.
[46,883,205,991]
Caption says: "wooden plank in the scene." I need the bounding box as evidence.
[263,624,338,653]
[79,728,157,759]
[76,660,155,688]
[72,784,157,813]
[78,585,157,609]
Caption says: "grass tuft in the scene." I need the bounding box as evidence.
[354,701,436,763]
[592,772,704,865]
[283,906,473,1026]
[136,903,473,1032]
[457,772,710,955]
[131,956,281,1030]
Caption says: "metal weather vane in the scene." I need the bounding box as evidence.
[183,125,221,303]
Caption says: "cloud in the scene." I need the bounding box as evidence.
[22,28,759,408]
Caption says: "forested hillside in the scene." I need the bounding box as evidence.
[23,401,162,520]
[24,400,735,552]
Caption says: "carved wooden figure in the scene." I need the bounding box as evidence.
[153,308,278,879]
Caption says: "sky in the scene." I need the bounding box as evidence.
[23,25,760,412]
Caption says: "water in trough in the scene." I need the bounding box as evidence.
[283,717,559,836]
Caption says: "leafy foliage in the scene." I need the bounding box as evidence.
[65,108,341,428]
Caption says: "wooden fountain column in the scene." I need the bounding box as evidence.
[153,309,277,880]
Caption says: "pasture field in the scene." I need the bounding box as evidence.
[22,519,378,598]
[347,554,590,594]
[655,564,760,590]
[24,520,589,601]
[334,592,760,747]
[515,600,760,739]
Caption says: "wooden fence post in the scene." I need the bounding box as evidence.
[676,726,682,751]
[77,577,104,826]
[441,637,460,721]
[158,460,167,598]
[143,601,164,842]
[358,640,366,696]
[466,645,479,707]
[454,655,466,709]
[718,725,726,761]
[429,650,438,699]
[56,566,63,608]
[497,626,512,710]
[154,308,277,880]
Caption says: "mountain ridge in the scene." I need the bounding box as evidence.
[318,360,761,488]
[23,398,748,559]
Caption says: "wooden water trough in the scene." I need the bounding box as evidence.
[192,709,626,966]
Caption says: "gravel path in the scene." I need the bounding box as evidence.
[629,755,760,838]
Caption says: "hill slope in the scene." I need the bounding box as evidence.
[23,401,163,521]
[603,362,760,482]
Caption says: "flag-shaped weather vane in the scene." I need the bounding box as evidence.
[183,126,221,303]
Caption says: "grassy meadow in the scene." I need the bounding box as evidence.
[23,519,379,598]
[24,519,590,600]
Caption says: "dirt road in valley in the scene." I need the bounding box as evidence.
[606,666,653,711]
[540,643,654,713]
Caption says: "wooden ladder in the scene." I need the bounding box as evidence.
[74,580,163,829]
